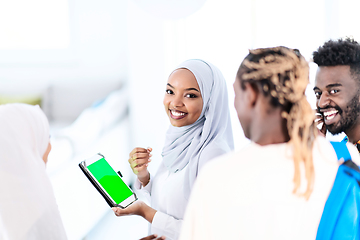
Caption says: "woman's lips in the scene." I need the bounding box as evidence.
[170,109,187,120]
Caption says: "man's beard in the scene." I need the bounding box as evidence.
[324,92,360,135]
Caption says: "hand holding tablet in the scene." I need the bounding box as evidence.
[79,153,137,208]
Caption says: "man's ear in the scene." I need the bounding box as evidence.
[243,82,258,108]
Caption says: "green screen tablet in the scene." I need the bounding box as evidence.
[79,153,137,208]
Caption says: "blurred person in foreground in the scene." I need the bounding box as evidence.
[313,37,360,152]
[0,103,67,240]
[179,47,360,240]
[0,103,161,240]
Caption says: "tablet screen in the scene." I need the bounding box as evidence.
[87,157,133,204]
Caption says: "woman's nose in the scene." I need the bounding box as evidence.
[171,96,184,108]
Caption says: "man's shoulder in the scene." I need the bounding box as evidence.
[314,136,360,164]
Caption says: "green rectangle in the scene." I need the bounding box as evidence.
[87,158,133,204]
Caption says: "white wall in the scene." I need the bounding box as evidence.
[2,0,360,150]
[0,0,128,122]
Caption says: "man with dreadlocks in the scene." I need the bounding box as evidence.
[178,47,360,240]
[313,37,360,153]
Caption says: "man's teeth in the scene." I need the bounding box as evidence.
[323,110,338,120]
[171,110,185,116]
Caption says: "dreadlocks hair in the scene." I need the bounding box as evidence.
[237,46,317,200]
[313,37,360,83]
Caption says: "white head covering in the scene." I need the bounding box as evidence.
[161,59,234,198]
[0,103,67,240]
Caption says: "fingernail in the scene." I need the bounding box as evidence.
[149,154,152,157]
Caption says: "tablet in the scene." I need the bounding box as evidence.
[79,153,137,208]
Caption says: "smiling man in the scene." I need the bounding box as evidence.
[313,38,360,152]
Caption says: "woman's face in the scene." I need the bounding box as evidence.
[163,69,203,127]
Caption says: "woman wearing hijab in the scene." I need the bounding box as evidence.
[112,59,234,240]
[0,103,67,240]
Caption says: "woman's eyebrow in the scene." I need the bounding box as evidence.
[167,83,200,92]
[185,88,200,92]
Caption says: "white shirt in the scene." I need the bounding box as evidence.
[135,162,189,240]
[179,137,360,240]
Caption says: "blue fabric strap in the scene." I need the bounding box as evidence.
[342,136,349,143]
[330,141,352,162]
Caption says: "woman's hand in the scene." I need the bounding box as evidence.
[129,147,152,186]
[112,201,144,217]
[139,234,166,240]
[112,200,156,223]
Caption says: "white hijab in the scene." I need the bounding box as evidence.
[162,59,234,198]
[0,103,67,240]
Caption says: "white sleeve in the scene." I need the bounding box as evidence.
[151,211,183,240]
[133,177,153,203]
[133,177,153,193]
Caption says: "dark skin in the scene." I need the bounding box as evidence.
[314,66,360,144]
[233,76,290,145]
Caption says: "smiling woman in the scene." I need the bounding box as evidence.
[112,59,234,240]
[163,69,203,127]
